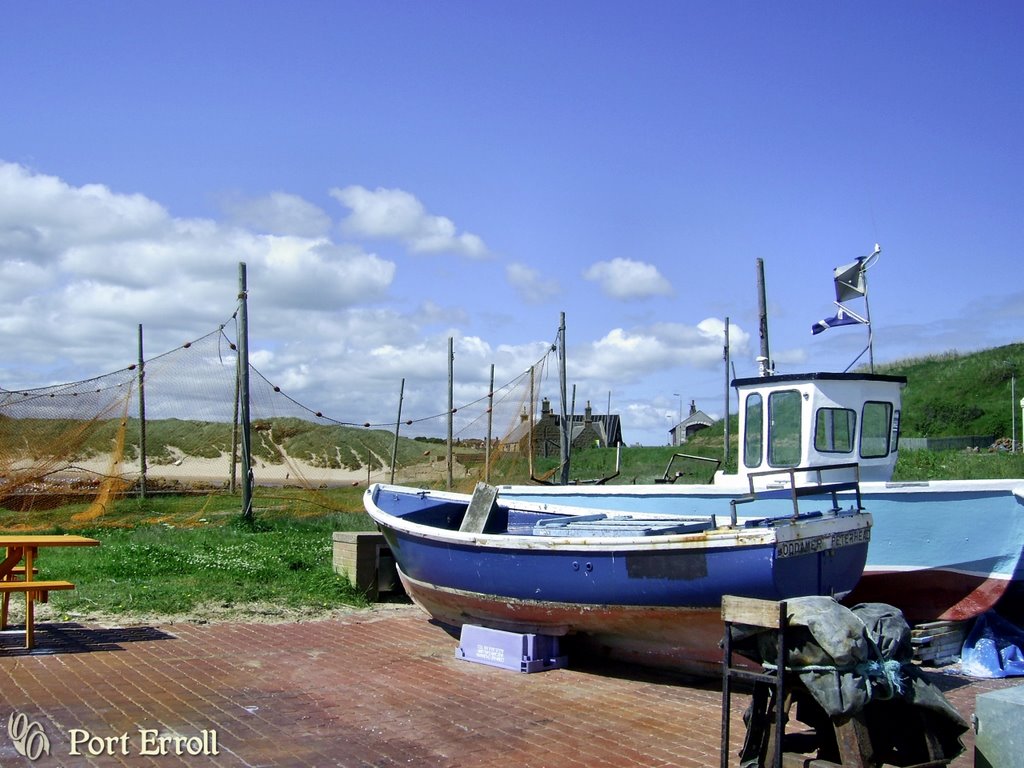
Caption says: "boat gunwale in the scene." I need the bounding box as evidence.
[365,484,871,552]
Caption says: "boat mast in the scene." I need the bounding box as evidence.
[723,316,730,466]
[756,258,773,376]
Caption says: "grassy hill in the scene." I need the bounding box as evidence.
[872,342,1024,439]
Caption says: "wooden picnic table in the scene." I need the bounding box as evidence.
[0,534,100,649]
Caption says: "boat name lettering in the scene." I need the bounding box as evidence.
[776,536,830,558]
[776,528,870,558]
[830,528,871,549]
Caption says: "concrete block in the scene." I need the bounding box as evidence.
[975,684,1024,768]
[332,531,400,601]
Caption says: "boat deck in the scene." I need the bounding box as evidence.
[0,603,1016,766]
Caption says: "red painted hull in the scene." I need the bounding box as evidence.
[399,568,749,676]
[843,568,1011,622]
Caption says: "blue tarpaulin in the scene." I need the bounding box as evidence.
[960,611,1024,679]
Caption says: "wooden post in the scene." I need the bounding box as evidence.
[558,312,570,485]
[230,353,239,494]
[756,258,771,376]
[390,378,404,484]
[485,365,494,483]
[447,337,453,491]
[238,262,253,520]
[137,324,147,499]
[528,366,535,480]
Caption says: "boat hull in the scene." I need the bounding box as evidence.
[365,483,871,673]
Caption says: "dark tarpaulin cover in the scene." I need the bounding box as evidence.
[733,596,967,767]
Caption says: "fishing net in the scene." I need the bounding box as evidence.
[0,311,561,528]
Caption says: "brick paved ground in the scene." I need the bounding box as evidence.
[0,605,1019,767]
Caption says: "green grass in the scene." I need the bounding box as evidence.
[892,447,1024,481]
[4,492,378,622]
[45,515,370,619]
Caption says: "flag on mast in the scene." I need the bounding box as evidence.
[811,304,868,335]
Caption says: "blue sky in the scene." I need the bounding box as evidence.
[2,1,1022,446]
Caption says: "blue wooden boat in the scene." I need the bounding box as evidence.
[500,372,1024,623]
[364,473,871,674]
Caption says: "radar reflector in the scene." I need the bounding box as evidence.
[833,258,866,302]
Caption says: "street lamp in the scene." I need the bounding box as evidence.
[672,393,682,446]
[1007,362,1018,453]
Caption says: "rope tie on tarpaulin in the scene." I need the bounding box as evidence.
[760,657,906,701]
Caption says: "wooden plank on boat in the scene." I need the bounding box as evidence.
[460,482,501,534]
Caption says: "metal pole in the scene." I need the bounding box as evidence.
[724,316,730,466]
[485,365,494,483]
[137,324,147,499]
[238,262,253,521]
[1013,374,1017,453]
[862,262,875,373]
[558,312,570,485]
[447,337,454,491]
[390,378,404,484]
[756,258,771,375]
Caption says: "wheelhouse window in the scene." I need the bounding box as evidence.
[860,401,894,458]
[768,390,802,467]
[743,393,763,469]
[814,407,856,454]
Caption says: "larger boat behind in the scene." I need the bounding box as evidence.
[500,372,1024,623]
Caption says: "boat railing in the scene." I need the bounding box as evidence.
[728,463,863,526]
[654,453,722,485]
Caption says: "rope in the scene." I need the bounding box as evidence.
[761,657,906,701]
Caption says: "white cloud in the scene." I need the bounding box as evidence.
[220,191,332,238]
[582,257,672,300]
[0,162,399,379]
[330,185,489,258]
[0,162,168,263]
[506,262,560,304]
[572,318,750,383]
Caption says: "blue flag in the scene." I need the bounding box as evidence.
[811,306,867,335]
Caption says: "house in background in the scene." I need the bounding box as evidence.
[509,397,623,456]
[668,400,713,446]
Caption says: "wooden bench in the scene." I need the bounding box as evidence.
[1,567,44,629]
[0,580,76,649]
